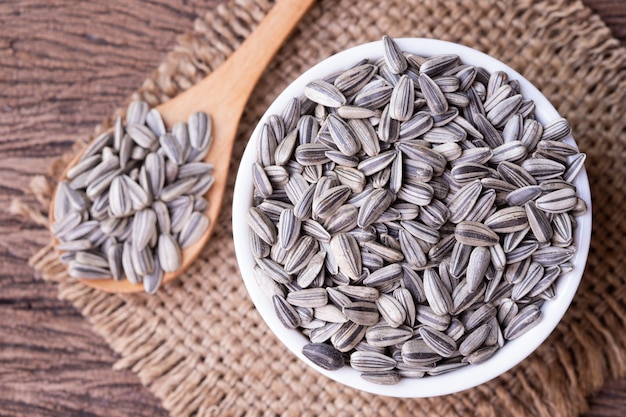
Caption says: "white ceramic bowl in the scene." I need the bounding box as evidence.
[233,38,592,397]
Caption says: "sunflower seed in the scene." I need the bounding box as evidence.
[423,268,453,316]
[331,322,367,352]
[466,246,491,292]
[502,114,523,143]
[349,350,396,373]
[105,243,124,281]
[503,304,542,340]
[419,73,448,115]
[157,233,182,273]
[447,180,482,223]
[563,153,586,183]
[286,288,328,309]
[511,262,544,301]
[382,35,407,74]
[388,75,414,121]
[273,294,301,329]
[464,189,496,223]
[474,113,503,148]
[484,206,528,233]
[132,208,156,251]
[305,79,347,108]
[458,323,491,356]
[486,94,522,127]
[535,188,578,213]
[363,263,402,288]
[334,64,377,97]
[247,207,277,245]
[397,182,434,206]
[178,211,209,249]
[541,117,571,142]
[454,221,499,246]
[401,339,442,365]
[302,343,345,370]
[418,326,457,358]
[525,202,553,243]
[532,246,575,267]
[420,54,459,77]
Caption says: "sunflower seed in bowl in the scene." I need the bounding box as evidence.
[233,37,591,397]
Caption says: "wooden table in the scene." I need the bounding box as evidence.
[0,1,624,416]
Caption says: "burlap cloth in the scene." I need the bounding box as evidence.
[15,0,626,415]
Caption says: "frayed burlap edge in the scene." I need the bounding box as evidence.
[13,0,626,416]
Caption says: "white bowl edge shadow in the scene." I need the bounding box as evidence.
[232,38,592,398]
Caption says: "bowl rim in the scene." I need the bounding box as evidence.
[232,37,592,398]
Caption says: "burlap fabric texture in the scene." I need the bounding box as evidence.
[20,0,626,415]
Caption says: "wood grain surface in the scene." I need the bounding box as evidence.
[0,1,624,416]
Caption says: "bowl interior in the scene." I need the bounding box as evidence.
[232,38,592,397]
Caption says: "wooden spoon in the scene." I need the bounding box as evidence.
[50,0,316,293]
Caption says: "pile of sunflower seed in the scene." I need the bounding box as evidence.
[52,101,214,294]
[248,36,587,384]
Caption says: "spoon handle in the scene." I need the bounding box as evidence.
[159,0,316,126]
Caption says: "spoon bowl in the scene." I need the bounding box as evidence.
[50,0,316,292]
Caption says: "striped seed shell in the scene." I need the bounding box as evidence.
[416,304,451,331]
[447,180,482,223]
[357,188,394,228]
[349,119,380,156]
[532,246,575,267]
[334,64,377,96]
[375,293,406,328]
[419,73,448,115]
[497,161,537,187]
[178,212,209,249]
[305,79,347,108]
[418,326,458,357]
[389,75,414,121]
[454,221,499,246]
[131,208,157,251]
[331,322,367,352]
[512,261,544,301]
[420,54,459,77]
[503,304,542,340]
[273,294,301,329]
[466,246,491,292]
[521,158,565,181]
[330,233,362,281]
[424,268,453,316]
[302,343,345,370]
[525,202,553,243]
[505,185,541,206]
[366,323,413,347]
[343,302,380,326]
[489,140,527,164]
[247,207,277,245]
[350,350,397,372]
[157,234,182,273]
[398,229,428,269]
[401,339,442,365]
[313,185,352,219]
[397,182,434,206]
[278,208,301,250]
[382,35,408,74]
[287,288,328,308]
[458,323,491,356]
[484,206,528,233]
[541,117,571,141]
[535,188,578,213]
[284,235,318,275]
[563,153,586,183]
